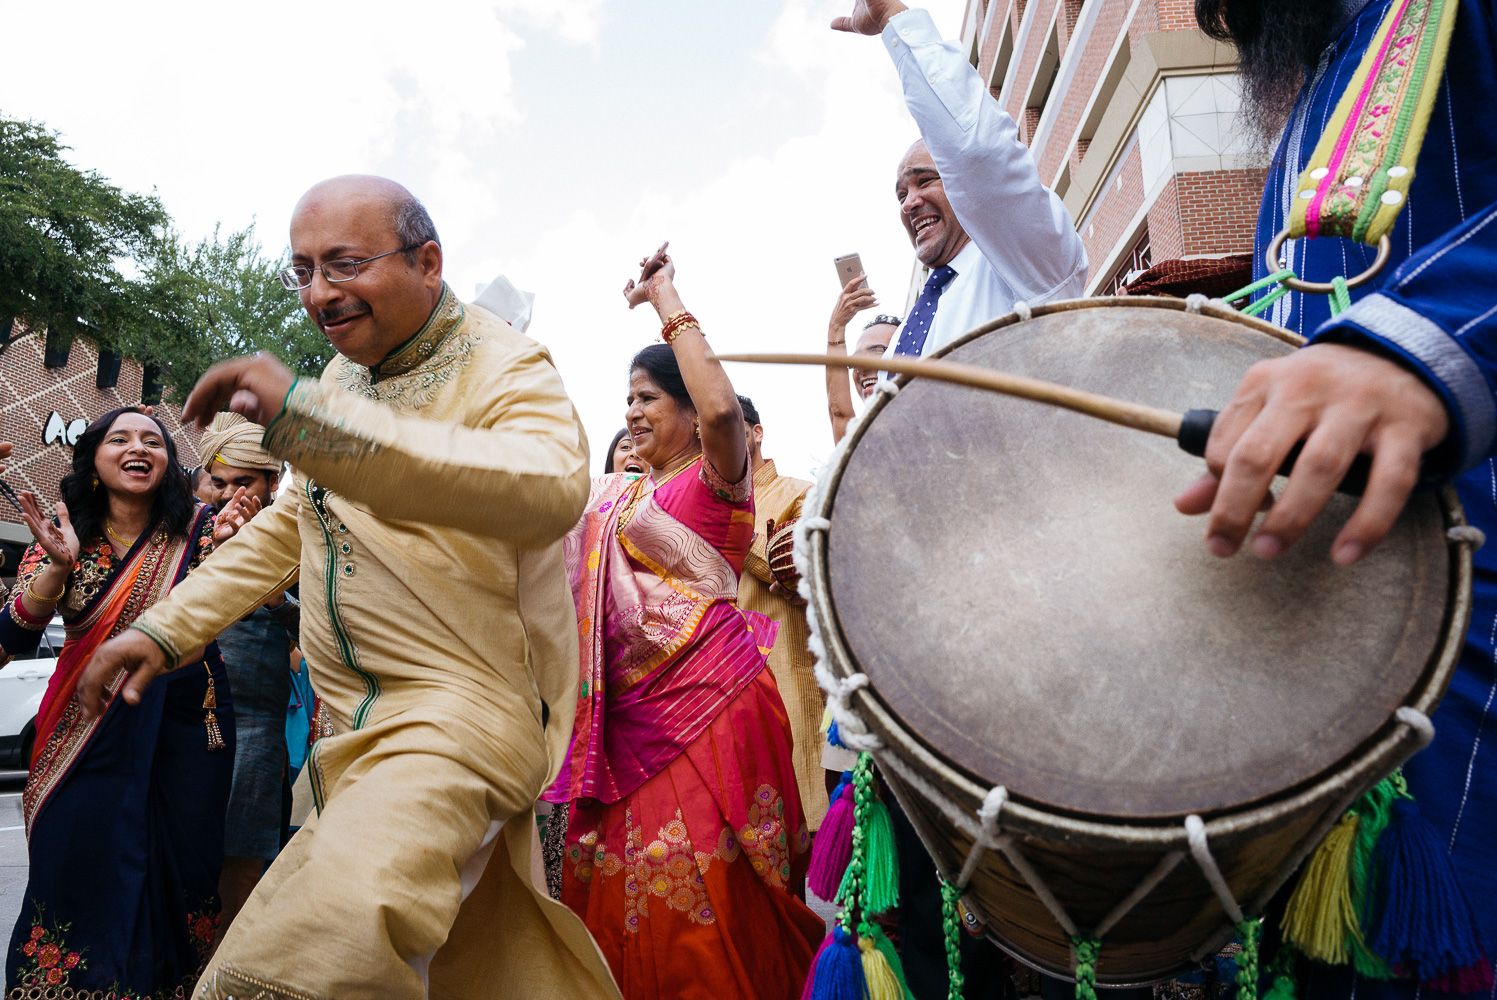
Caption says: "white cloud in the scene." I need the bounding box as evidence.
[7,0,967,483]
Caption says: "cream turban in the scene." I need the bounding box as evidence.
[200,412,282,473]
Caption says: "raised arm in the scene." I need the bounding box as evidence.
[836,1,1088,301]
[624,246,747,483]
[827,274,877,443]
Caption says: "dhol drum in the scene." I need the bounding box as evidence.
[795,297,1475,985]
[768,518,802,591]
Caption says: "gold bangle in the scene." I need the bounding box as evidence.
[827,339,846,346]
[25,578,65,604]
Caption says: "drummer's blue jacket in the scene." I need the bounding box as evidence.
[1251,0,1497,991]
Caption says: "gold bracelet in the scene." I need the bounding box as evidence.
[827,339,846,346]
[24,577,65,604]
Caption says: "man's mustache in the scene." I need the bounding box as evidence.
[317,301,371,328]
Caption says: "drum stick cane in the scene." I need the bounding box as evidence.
[710,352,1372,495]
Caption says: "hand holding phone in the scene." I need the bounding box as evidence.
[834,253,866,289]
[830,254,877,334]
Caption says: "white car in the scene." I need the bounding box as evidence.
[0,618,64,769]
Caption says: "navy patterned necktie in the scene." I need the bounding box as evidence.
[892,264,958,357]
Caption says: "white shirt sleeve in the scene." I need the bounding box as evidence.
[884,8,1088,302]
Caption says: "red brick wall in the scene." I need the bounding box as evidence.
[1080,143,1147,269]
[1005,0,1058,120]
[1148,175,1185,260]
[1176,168,1269,255]
[0,322,202,523]
[1022,107,1043,144]
[1035,0,1130,179]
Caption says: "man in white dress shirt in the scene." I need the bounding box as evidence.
[829,4,1106,998]
[835,0,1088,361]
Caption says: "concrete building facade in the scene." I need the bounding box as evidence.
[956,0,1267,293]
[0,320,202,581]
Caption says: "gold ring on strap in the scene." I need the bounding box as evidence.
[1264,229,1391,294]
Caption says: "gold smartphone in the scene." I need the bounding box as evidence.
[834,253,865,289]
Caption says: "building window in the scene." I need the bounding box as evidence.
[43,328,72,369]
[97,347,123,389]
[141,363,163,405]
[1104,228,1152,295]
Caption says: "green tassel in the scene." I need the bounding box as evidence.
[1347,776,1399,979]
[1235,918,1262,1000]
[1261,943,1299,1000]
[862,799,899,914]
[1072,936,1100,1000]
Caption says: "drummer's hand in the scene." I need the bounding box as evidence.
[77,629,169,720]
[1174,343,1448,566]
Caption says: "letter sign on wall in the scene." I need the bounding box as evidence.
[43,412,88,448]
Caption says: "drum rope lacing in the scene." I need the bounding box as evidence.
[793,343,1483,999]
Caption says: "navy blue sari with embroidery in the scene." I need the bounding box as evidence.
[0,506,234,1000]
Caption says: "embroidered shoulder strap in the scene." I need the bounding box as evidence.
[1288,0,1459,244]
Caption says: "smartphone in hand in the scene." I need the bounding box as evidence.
[834,253,865,289]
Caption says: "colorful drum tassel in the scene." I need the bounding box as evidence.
[808,772,855,900]
[1367,797,1493,991]
[868,925,914,1000]
[862,796,899,915]
[1282,811,1359,964]
[860,933,907,1000]
[802,926,866,1000]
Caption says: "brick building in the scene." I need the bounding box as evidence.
[950,0,1266,294]
[0,320,202,583]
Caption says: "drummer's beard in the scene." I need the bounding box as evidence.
[1196,0,1339,145]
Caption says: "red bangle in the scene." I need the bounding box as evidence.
[11,594,48,627]
[661,311,700,343]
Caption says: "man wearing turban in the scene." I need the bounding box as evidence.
[198,411,302,941]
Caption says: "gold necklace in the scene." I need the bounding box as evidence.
[106,519,137,547]
[615,456,696,535]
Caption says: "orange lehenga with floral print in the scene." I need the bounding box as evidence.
[545,459,823,1000]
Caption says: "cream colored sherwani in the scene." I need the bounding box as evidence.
[134,285,620,1000]
[737,460,829,829]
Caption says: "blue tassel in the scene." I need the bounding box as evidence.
[828,719,846,749]
[804,925,867,1000]
[1367,798,1493,989]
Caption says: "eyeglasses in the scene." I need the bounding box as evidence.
[278,245,422,291]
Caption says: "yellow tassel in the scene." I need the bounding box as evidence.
[820,704,833,734]
[859,936,903,1000]
[1283,811,1359,964]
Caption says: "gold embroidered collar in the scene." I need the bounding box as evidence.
[752,459,778,492]
[368,283,464,383]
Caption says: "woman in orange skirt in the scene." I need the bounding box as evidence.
[545,246,823,999]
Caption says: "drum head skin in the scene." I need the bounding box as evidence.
[828,305,1449,819]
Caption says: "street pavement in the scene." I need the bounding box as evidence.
[0,774,27,939]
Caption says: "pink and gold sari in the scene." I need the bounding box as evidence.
[547,459,822,1000]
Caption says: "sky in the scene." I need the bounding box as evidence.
[4,0,967,482]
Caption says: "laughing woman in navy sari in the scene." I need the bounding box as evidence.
[0,408,253,1000]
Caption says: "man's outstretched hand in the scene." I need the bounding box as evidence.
[77,629,169,721]
[181,353,297,429]
[832,0,909,34]
[1174,343,1449,566]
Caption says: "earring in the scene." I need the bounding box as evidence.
[693,423,700,440]
[91,474,100,489]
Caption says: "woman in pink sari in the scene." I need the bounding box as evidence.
[547,247,823,999]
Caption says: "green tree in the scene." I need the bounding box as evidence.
[139,223,332,391]
[0,116,168,346]
[1,114,331,395]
